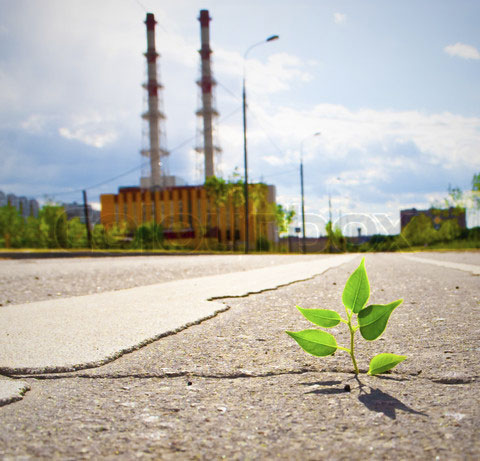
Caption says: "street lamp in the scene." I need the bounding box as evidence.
[243,34,279,254]
[300,131,321,254]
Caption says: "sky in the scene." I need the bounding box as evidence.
[1,0,479,236]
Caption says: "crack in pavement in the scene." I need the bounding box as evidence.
[3,367,320,381]
[0,254,357,376]
[0,270,347,377]
[5,368,477,385]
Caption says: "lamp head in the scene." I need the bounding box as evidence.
[266,35,279,42]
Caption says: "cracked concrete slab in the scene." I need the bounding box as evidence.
[1,253,478,460]
[402,254,480,274]
[0,254,356,375]
[0,377,29,406]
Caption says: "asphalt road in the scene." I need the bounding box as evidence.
[0,251,479,460]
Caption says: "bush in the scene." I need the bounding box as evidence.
[256,235,270,252]
[132,222,164,250]
[400,214,438,247]
[437,219,461,242]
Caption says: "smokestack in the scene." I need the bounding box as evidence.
[196,9,221,180]
[141,13,168,188]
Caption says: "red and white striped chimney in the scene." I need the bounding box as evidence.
[141,13,168,188]
[197,10,221,180]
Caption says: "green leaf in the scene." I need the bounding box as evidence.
[358,299,403,341]
[342,258,370,313]
[368,353,407,375]
[296,306,341,328]
[286,330,337,357]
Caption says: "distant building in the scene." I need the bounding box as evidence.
[62,201,100,224]
[400,207,466,231]
[100,184,278,248]
[0,190,39,218]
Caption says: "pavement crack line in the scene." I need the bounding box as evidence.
[0,305,231,377]
[0,274,316,377]
[6,367,321,381]
[207,273,325,301]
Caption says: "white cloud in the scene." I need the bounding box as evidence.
[241,103,480,222]
[334,13,347,24]
[248,104,480,171]
[444,42,480,60]
[58,114,119,148]
[59,126,117,148]
[21,114,49,134]
[214,49,314,95]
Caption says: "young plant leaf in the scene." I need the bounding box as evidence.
[358,299,403,341]
[286,329,337,356]
[368,353,407,375]
[342,258,370,313]
[296,306,341,328]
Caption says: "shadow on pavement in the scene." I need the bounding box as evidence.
[355,376,428,420]
[300,376,428,419]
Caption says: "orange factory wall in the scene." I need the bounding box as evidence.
[100,184,277,247]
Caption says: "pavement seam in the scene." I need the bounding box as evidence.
[7,370,477,384]
[4,368,322,381]
[0,269,344,378]
[0,304,231,377]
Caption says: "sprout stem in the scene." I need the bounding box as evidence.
[347,318,360,374]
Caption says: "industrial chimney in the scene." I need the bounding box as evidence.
[140,13,169,189]
[196,9,221,180]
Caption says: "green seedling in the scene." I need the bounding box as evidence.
[286,258,406,375]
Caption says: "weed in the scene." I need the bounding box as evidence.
[286,258,406,375]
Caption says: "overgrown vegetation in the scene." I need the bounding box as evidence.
[0,204,132,250]
[2,173,478,252]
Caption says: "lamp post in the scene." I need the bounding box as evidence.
[300,131,321,254]
[243,34,279,254]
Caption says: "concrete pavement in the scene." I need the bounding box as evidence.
[1,251,479,459]
[0,255,356,391]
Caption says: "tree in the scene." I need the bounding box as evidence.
[132,222,164,250]
[274,204,295,236]
[437,219,461,242]
[227,170,244,250]
[325,220,346,252]
[441,172,480,210]
[66,217,87,248]
[38,205,68,248]
[0,205,24,248]
[444,184,465,209]
[401,213,437,247]
[205,176,228,243]
[22,215,45,248]
[250,183,273,247]
[472,172,480,209]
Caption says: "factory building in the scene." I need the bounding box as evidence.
[100,10,278,249]
[100,184,277,248]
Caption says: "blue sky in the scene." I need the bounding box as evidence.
[1,0,479,235]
